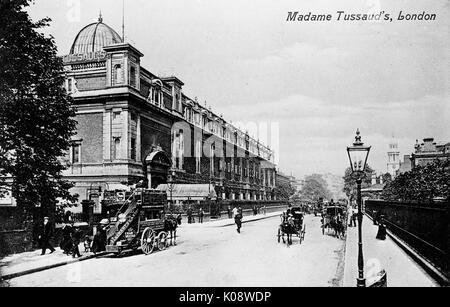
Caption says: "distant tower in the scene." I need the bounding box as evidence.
[387,136,400,177]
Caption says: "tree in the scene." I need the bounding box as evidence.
[382,159,450,202]
[0,0,77,221]
[298,174,332,202]
[342,164,374,198]
[382,173,392,184]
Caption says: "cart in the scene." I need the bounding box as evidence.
[103,188,177,255]
[277,207,306,245]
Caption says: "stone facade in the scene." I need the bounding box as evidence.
[60,17,278,211]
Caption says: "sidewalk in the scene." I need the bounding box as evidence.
[343,214,438,287]
[0,243,103,281]
[180,210,282,228]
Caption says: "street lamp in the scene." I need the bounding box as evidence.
[347,129,371,288]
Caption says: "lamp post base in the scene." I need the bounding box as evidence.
[357,278,366,287]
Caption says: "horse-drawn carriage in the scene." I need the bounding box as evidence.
[277,207,306,246]
[321,205,346,238]
[102,188,180,256]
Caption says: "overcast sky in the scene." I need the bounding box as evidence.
[27,0,449,179]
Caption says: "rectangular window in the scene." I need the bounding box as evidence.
[178,130,184,169]
[210,144,215,177]
[72,144,81,164]
[195,140,201,174]
[113,138,121,160]
[130,66,137,88]
[67,78,73,93]
[131,138,136,161]
[113,112,121,121]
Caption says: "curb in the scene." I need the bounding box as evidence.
[1,252,107,281]
[365,214,449,287]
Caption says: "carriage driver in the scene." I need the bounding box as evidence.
[287,213,295,228]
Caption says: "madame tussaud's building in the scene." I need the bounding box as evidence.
[61,16,278,211]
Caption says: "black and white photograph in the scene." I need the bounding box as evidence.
[0,0,449,292]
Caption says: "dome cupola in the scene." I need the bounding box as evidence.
[70,14,123,54]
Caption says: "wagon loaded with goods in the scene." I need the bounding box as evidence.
[102,189,179,256]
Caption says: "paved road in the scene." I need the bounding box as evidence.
[8,214,346,287]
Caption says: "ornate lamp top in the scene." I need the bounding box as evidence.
[353,129,363,146]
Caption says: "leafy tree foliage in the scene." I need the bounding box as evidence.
[342,164,374,198]
[382,159,450,202]
[298,174,332,202]
[0,0,77,218]
[275,181,296,200]
[381,173,392,184]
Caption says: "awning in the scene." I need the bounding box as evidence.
[156,184,217,201]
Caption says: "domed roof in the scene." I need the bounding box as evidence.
[70,15,123,54]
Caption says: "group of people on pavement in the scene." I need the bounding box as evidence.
[38,216,82,258]
[59,222,82,258]
[39,213,111,258]
[186,207,205,224]
[347,205,387,240]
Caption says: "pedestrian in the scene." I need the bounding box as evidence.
[83,235,92,253]
[235,211,243,233]
[232,206,238,218]
[60,223,73,255]
[227,205,232,219]
[92,219,108,254]
[372,210,378,225]
[63,210,73,224]
[349,207,358,227]
[376,215,387,240]
[187,206,193,224]
[39,217,55,255]
[253,205,257,216]
[263,205,267,215]
[351,208,357,227]
[71,226,82,258]
[199,208,204,224]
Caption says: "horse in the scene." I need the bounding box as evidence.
[164,215,179,246]
[279,213,296,246]
[330,216,345,239]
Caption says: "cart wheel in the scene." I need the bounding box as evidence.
[157,232,168,251]
[277,228,281,243]
[141,227,155,255]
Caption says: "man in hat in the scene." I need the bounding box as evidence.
[39,217,55,255]
[92,219,109,254]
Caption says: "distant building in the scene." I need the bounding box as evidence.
[361,173,386,200]
[387,138,400,178]
[411,138,450,167]
[398,155,413,175]
[396,137,449,176]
